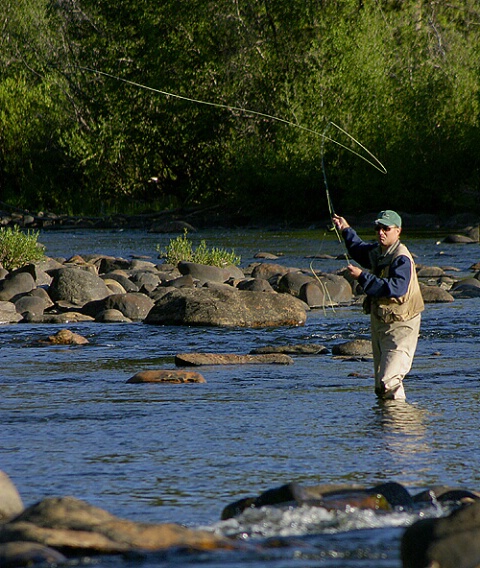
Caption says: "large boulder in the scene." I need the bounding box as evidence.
[12,264,53,287]
[237,278,275,293]
[450,278,480,298]
[48,267,112,306]
[301,274,353,307]
[129,270,162,293]
[102,278,127,295]
[419,283,454,303]
[96,256,132,274]
[159,274,195,289]
[144,286,307,328]
[443,234,477,244]
[401,501,480,568]
[452,278,480,290]
[416,266,446,278]
[82,292,154,321]
[95,309,132,323]
[14,295,46,318]
[299,281,328,307]
[278,272,353,306]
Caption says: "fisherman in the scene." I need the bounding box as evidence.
[332,210,424,400]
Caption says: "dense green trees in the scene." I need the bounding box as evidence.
[1,0,479,221]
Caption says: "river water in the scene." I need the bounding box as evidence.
[1,227,480,567]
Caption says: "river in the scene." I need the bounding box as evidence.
[1,227,479,567]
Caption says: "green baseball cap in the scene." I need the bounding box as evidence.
[375,210,402,228]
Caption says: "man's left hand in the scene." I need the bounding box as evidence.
[347,264,362,280]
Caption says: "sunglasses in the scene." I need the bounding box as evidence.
[374,225,394,232]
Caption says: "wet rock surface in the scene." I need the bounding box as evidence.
[127,370,207,383]
[174,352,294,366]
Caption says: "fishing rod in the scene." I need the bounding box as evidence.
[319,122,351,263]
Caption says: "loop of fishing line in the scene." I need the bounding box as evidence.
[78,67,387,175]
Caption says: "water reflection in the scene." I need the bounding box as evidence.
[371,400,432,480]
[374,400,427,436]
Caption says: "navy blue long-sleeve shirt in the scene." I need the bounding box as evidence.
[343,227,412,298]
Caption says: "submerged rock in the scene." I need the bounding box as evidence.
[127,370,206,383]
[36,329,89,346]
[221,481,414,520]
[250,343,329,355]
[175,353,294,366]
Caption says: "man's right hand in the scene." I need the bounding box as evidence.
[332,214,350,231]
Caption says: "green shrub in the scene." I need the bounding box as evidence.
[157,230,241,267]
[0,226,45,271]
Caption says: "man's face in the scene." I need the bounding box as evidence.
[375,224,401,249]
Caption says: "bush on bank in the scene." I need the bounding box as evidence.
[157,230,241,267]
[0,226,45,271]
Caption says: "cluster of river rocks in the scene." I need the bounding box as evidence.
[1,239,480,324]
[0,238,478,332]
[1,470,480,567]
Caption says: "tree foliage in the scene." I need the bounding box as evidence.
[0,0,479,220]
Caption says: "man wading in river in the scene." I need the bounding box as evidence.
[333,210,424,400]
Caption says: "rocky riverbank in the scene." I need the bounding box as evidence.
[0,236,479,327]
[1,202,480,234]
